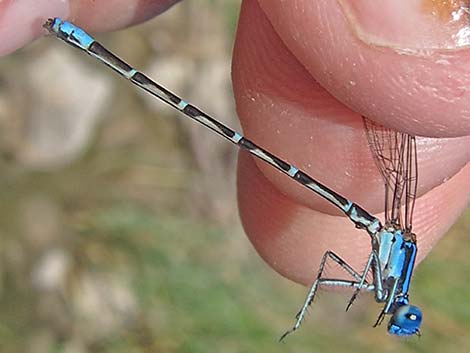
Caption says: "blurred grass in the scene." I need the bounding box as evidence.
[2,200,467,352]
[0,1,469,353]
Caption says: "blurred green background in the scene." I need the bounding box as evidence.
[0,1,469,352]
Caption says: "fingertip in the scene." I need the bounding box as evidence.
[257,0,470,137]
[233,0,470,218]
[0,0,181,57]
[237,151,372,285]
[71,0,180,33]
[0,0,70,56]
[239,149,470,284]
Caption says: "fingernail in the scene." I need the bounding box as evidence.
[0,0,70,56]
[338,0,470,50]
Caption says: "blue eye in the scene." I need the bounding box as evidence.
[388,305,423,336]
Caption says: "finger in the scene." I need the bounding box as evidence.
[238,152,470,285]
[233,0,470,216]
[232,0,470,282]
[70,0,180,31]
[0,0,180,56]
[256,0,470,137]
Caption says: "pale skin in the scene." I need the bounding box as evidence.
[1,0,469,286]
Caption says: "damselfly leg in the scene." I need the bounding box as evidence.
[279,250,376,341]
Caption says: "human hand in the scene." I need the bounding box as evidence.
[0,0,180,56]
[233,0,470,285]
[1,0,469,287]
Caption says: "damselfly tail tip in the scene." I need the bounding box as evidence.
[43,18,56,31]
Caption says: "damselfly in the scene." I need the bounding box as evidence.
[44,18,423,338]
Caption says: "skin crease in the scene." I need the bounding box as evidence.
[0,0,469,288]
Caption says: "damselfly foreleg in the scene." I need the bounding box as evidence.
[279,251,374,341]
[345,250,384,311]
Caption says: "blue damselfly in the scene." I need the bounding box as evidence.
[44,18,423,338]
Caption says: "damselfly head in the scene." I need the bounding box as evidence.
[387,305,422,336]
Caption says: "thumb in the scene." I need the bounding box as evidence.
[232,0,470,284]
[257,0,470,137]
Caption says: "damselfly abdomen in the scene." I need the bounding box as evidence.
[44,18,423,339]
